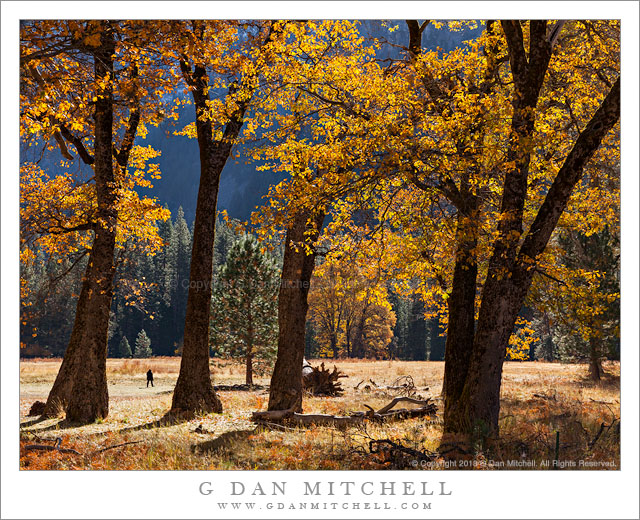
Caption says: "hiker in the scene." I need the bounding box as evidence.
[146,369,154,388]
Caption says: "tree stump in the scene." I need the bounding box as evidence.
[302,361,347,396]
[28,401,46,416]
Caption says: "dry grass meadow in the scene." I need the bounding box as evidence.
[19,357,620,470]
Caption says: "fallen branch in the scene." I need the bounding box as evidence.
[438,442,472,457]
[24,437,81,455]
[252,396,437,429]
[347,425,437,469]
[370,438,435,464]
[24,444,81,455]
[93,441,142,454]
[373,396,430,415]
[533,393,557,401]
[356,376,426,398]
[588,418,619,450]
[214,384,267,391]
[589,398,618,405]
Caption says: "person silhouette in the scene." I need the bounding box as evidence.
[146,369,154,388]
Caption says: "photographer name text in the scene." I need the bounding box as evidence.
[199,480,453,497]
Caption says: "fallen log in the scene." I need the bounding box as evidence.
[214,384,267,391]
[23,437,81,455]
[252,396,437,429]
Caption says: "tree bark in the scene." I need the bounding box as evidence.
[246,347,254,386]
[588,338,603,381]
[268,209,325,412]
[42,276,90,416]
[443,202,479,430]
[65,30,117,423]
[246,317,254,386]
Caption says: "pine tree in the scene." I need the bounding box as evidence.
[119,336,132,358]
[170,207,191,351]
[213,215,236,268]
[210,234,279,385]
[134,329,152,358]
[549,228,619,378]
[427,317,446,361]
[406,295,428,360]
[388,291,409,359]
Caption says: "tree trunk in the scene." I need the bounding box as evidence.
[65,31,117,423]
[246,316,254,386]
[170,64,225,414]
[588,338,603,380]
[246,347,254,386]
[171,47,254,413]
[452,277,527,434]
[330,333,338,359]
[268,209,325,412]
[42,276,90,416]
[443,203,479,431]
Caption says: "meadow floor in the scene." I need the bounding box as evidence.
[19,358,620,470]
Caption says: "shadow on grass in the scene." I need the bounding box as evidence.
[20,409,196,436]
[112,410,195,435]
[19,416,50,428]
[191,429,255,455]
[572,372,620,391]
[19,417,97,433]
[437,432,474,460]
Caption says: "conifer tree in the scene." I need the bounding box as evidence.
[210,234,279,385]
[119,336,132,358]
[134,329,152,358]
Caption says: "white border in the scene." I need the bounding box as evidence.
[2,2,638,519]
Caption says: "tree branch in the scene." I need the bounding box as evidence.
[517,77,620,266]
[547,21,566,47]
[501,20,528,78]
[115,65,140,168]
[58,124,94,165]
[26,64,94,164]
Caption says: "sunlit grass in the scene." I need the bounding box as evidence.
[20,357,620,470]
